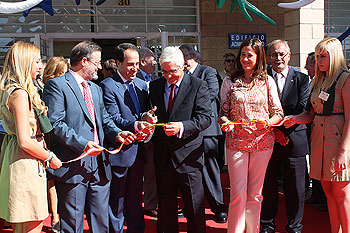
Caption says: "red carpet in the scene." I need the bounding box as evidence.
[0,172,331,233]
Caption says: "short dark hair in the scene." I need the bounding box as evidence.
[195,50,202,63]
[308,52,315,64]
[70,41,102,67]
[179,44,196,58]
[115,43,138,63]
[223,53,236,60]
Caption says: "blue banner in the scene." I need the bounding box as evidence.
[229,33,267,49]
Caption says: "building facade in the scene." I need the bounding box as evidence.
[0,0,349,71]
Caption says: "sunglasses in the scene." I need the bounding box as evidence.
[225,59,235,63]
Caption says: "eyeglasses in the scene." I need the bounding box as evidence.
[270,52,289,59]
[161,66,182,75]
[225,59,235,63]
[88,59,102,68]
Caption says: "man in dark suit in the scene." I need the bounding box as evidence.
[100,43,156,233]
[179,44,227,223]
[136,47,159,217]
[260,40,310,233]
[43,41,135,233]
[146,46,211,233]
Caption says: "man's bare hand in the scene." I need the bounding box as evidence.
[163,122,181,136]
[136,132,149,142]
[117,131,136,145]
[84,141,104,156]
[142,106,158,124]
[137,121,155,135]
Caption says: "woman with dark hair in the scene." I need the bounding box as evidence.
[218,38,283,233]
[285,37,350,233]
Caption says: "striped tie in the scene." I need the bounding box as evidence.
[82,81,99,144]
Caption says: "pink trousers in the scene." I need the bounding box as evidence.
[226,148,273,233]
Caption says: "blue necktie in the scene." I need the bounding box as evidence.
[126,81,140,115]
[145,74,152,82]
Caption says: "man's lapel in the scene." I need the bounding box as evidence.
[154,78,167,120]
[281,67,295,102]
[65,73,93,124]
[169,74,191,119]
[111,73,140,115]
[111,73,128,100]
[89,83,101,127]
[191,64,201,79]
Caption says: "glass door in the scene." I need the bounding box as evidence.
[141,32,168,75]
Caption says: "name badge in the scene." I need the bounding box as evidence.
[318,91,329,101]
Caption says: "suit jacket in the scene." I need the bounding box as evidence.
[100,73,150,167]
[136,70,158,82]
[149,75,212,173]
[268,66,311,156]
[43,72,121,183]
[191,64,222,137]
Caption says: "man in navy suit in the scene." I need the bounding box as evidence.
[146,46,211,233]
[260,40,310,233]
[100,43,156,233]
[135,47,159,217]
[179,44,227,223]
[43,41,135,233]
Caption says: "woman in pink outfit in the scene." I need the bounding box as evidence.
[218,38,283,233]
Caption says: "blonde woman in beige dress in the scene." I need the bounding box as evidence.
[0,41,62,233]
[285,38,350,233]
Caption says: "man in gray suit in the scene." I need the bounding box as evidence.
[43,41,135,233]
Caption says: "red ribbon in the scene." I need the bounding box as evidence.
[61,123,168,164]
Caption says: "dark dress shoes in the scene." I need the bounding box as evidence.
[215,211,227,223]
[178,209,185,218]
[260,229,275,233]
[144,209,158,217]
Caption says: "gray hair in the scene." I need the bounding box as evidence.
[159,46,184,67]
[267,39,290,55]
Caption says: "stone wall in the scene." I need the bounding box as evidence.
[200,0,324,71]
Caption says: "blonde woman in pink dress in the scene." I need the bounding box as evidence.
[218,38,283,233]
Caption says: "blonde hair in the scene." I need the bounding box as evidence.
[313,38,349,92]
[0,41,47,114]
[43,56,69,84]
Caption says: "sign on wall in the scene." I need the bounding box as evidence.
[229,33,266,49]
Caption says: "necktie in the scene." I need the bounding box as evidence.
[145,74,152,82]
[126,81,140,115]
[168,84,176,116]
[81,81,99,144]
[275,73,284,96]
